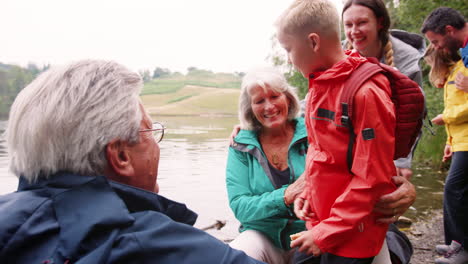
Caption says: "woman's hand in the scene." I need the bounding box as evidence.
[229,125,241,145]
[290,230,322,256]
[284,173,306,206]
[431,114,445,126]
[455,72,468,93]
[442,145,452,162]
[374,176,416,223]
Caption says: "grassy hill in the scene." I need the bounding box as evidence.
[140,70,241,116]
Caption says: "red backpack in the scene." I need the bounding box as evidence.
[340,57,425,171]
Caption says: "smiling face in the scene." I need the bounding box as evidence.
[343,4,381,57]
[250,85,290,130]
[425,30,462,54]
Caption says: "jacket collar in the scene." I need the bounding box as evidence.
[309,50,367,84]
[18,172,197,224]
[233,117,307,149]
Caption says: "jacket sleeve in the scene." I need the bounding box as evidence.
[312,79,397,252]
[442,93,468,125]
[226,147,289,223]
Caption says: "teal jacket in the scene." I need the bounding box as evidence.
[226,118,308,249]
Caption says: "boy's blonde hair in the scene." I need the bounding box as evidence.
[276,0,340,40]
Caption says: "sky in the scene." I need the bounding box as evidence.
[0,0,343,74]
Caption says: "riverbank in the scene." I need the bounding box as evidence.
[406,209,444,264]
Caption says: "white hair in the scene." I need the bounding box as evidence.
[6,60,143,182]
[239,67,300,131]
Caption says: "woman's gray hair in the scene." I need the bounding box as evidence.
[6,60,143,182]
[239,67,300,131]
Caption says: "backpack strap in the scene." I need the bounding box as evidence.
[341,60,384,173]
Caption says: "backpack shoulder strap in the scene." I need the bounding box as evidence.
[341,60,384,173]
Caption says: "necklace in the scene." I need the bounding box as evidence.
[272,153,280,165]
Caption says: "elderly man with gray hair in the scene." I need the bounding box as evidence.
[0,60,264,264]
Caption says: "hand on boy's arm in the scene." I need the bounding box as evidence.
[431,114,445,125]
[455,72,468,93]
[290,229,322,256]
[293,197,315,221]
[284,173,306,206]
[374,176,416,223]
[442,145,452,162]
[229,124,241,145]
[396,167,413,180]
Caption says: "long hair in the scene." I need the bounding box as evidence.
[6,60,143,182]
[424,45,461,88]
[342,0,395,66]
[239,67,300,131]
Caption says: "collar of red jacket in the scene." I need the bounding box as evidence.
[308,50,368,83]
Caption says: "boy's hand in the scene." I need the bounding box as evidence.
[455,72,468,93]
[374,176,416,223]
[442,145,452,162]
[229,125,241,145]
[294,197,315,221]
[290,230,322,256]
[431,114,445,126]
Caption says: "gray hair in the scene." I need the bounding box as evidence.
[6,60,143,182]
[239,67,300,131]
[276,0,340,40]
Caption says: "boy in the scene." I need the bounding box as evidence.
[276,0,397,263]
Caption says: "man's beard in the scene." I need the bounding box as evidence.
[444,35,463,54]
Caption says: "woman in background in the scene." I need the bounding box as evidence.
[342,0,426,179]
[425,45,468,264]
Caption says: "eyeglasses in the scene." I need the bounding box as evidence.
[139,122,166,143]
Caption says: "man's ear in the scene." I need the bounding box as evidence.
[105,139,135,178]
[308,33,320,52]
[445,25,455,35]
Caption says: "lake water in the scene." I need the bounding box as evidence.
[0,116,446,240]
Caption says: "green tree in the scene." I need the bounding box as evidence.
[0,64,36,118]
[152,67,171,79]
[138,69,152,83]
[394,0,467,34]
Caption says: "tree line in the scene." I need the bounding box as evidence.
[0,63,49,119]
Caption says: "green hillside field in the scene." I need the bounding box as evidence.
[141,85,240,116]
[140,71,241,116]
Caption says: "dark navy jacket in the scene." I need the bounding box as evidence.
[0,172,264,264]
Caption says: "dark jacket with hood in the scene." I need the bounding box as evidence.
[0,172,264,264]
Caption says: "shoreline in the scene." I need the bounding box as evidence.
[404,209,444,263]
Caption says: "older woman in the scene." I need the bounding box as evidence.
[226,67,415,264]
[226,67,306,264]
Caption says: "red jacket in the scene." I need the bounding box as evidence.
[303,51,397,258]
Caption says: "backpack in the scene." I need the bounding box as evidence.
[340,57,425,172]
